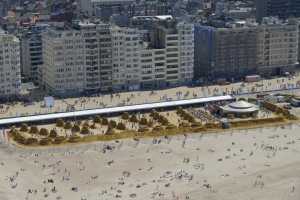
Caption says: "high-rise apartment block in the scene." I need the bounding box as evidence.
[42,22,103,95]
[0,31,21,98]
[41,18,194,95]
[195,18,299,81]
[112,18,194,90]
[20,24,49,84]
[257,18,299,74]
[110,26,142,90]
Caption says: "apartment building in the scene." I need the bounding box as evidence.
[177,23,194,84]
[42,22,100,96]
[20,24,49,84]
[195,23,259,80]
[111,26,142,91]
[157,23,194,86]
[41,18,194,95]
[0,31,21,98]
[194,18,299,81]
[140,48,167,89]
[97,23,113,92]
[134,17,194,88]
[257,18,299,74]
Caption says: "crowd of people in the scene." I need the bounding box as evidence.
[1,123,300,200]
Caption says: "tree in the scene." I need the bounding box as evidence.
[13,132,26,144]
[71,124,81,133]
[116,122,126,130]
[68,135,81,143]
[80,126,90,135]
[129,115,138,123]
[139,117,148,125]
[39,138,51,145]
[64,121,72,129]
[39,128,49,136]
[176,107,184,115]
[25,138,38,145]
[101,118,109,125]
[109,120,117,128]
[53,136,66,144]
[94,116,102,123]
[150,111,159,120]
[105,127,115,135]
[147,120,154,127]
[49,129,58,138]
[29,126,39,134]
[20,123,29,132]
[121,112,130,120]
[56,119,64,127]
[90,123,96,129]
[158,115,169,125]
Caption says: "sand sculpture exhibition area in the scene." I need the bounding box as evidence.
[0,124,300,200]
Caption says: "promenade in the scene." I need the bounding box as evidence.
[0,74,300,120]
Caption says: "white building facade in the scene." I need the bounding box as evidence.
[0,32,21,98]
[41,21,194,96]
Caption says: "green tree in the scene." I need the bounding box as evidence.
[94,116,102,123]
[109,120,117,128]
[101,118,109,125]
[25,138,38,145]
[105,127,115,135]
[139,117,148,125]
[39,138,51,145]
[116,122,126,130]
[29,126,39,134]
[64,121,72,129]
[53,136,66,144]
[49,129,58,138]
[90,123,96,129]
[80,126,90,135]
[71,124,81,133]
[68,135,81,143]
[129,115,138,123]
[39,128,49,136]
[56,119,64,127]
[121,112,130,120]
[20,123,29,132]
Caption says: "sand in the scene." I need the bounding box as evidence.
[1,123,300,200]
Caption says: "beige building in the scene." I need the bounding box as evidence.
[257,18,299,75]
[111,26,142,91]
[42,22,102,96]
[0,32,21,98]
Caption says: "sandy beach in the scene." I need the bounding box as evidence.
[1,123,300,200]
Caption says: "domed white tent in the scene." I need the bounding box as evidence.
[220,100,259,117]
